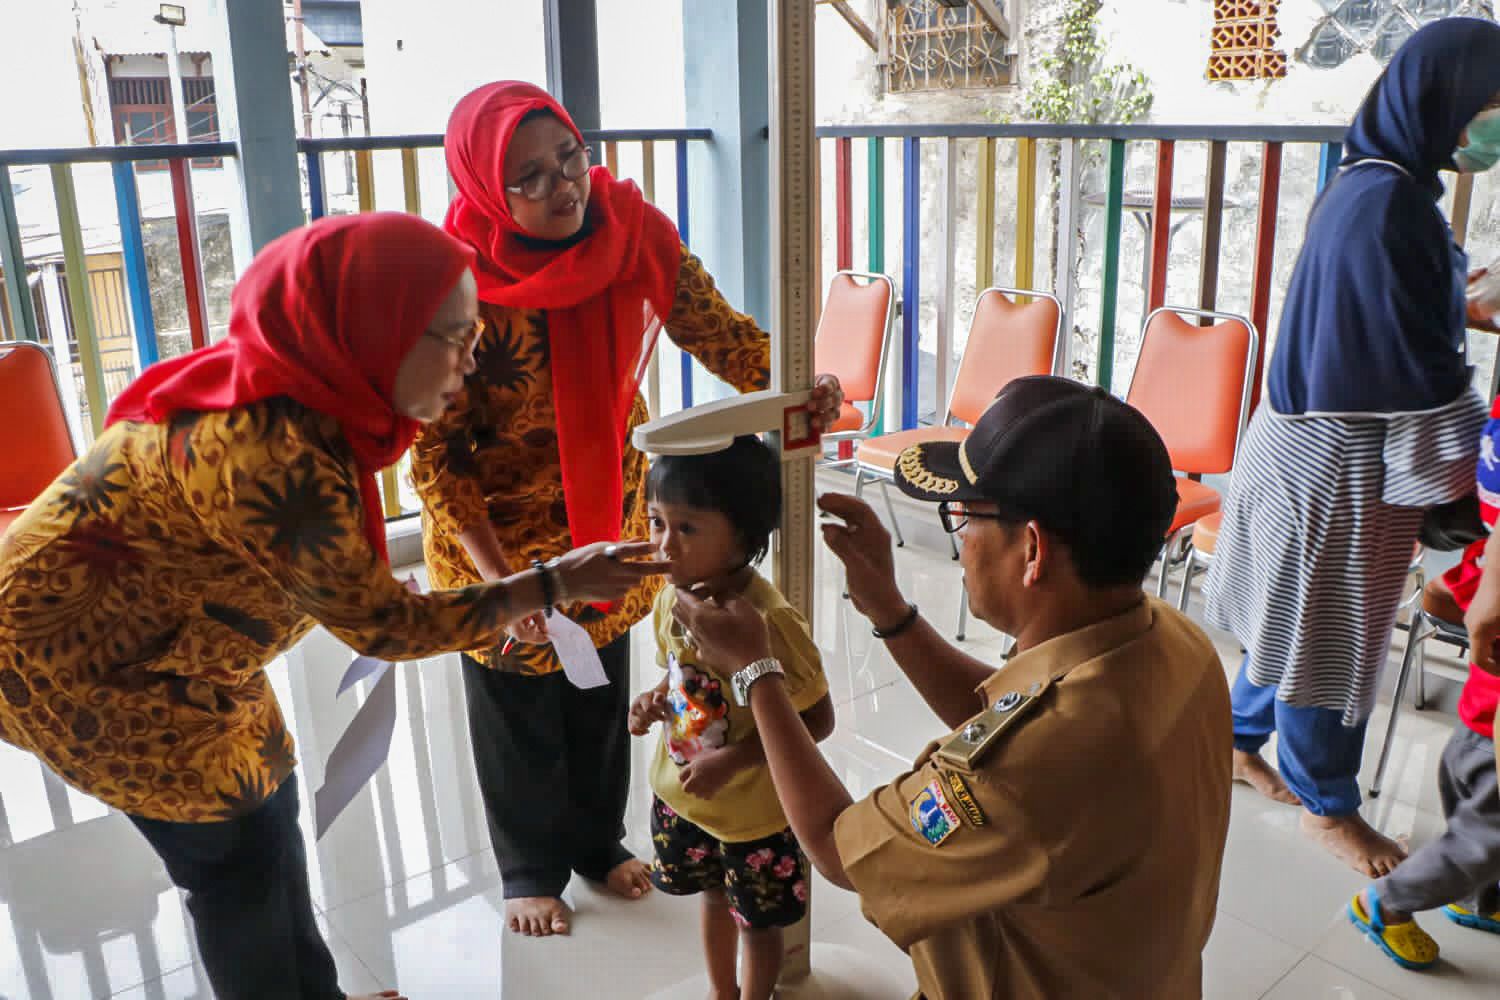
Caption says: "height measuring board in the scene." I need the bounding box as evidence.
[768,0,818,626]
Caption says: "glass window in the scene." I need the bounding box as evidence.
[1300,0,1494,69]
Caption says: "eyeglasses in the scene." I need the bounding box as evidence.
[505,145,592,202]
[424,316,485,352]
[937,501,1010,535]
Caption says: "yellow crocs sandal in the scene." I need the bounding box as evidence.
[1443,903,1500,935]
[1348,889,1439,971]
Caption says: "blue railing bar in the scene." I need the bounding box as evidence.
[0,164,39,342]
[111,162,158,368]
[1316,141,1342,192]
[0,142,237,167]
[901,136,921,430]
[675,138,693,409]
[296,128,715,155]
[815,124,1347,143]
[305,151,327,221]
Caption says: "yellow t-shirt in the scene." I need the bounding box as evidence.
[649,573,829,843]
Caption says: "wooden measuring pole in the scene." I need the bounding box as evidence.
[769,0,817,982]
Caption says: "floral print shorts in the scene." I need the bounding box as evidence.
[648,797,809,930]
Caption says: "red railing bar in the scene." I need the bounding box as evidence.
[1249,141,1283,410]
[835,137,853,272]
[1147,140,1175,313]
[168,159,209,351]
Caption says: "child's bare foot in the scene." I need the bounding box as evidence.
[1232,749,1301,805]
[506,896,571,936]
[1302,812,1407,878]
[604,857,653,900]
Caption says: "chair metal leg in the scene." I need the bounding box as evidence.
[843,470,864,601]
[1371,612,1432,799]
[957,582,969,641]
[1413,624,1428,711]
[1155,546,1172,599]
[1177,548,1198,613]
[878,479,905,547]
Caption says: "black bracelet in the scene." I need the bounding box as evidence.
[532,559,556,616]
[872,602,920,639]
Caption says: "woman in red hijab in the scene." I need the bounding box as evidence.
[411,81,844,937]
[0,212,663,1000]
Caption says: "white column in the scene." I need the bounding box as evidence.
[40,264,87,450]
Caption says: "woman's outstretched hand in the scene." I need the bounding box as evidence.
[552,541,669,606]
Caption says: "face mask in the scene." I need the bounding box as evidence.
[1455,108,1500,173]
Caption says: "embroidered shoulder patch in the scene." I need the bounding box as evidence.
[943,770,986,827]
[909,777,963,846]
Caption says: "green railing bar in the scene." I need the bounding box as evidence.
[51,163,107,437]
[868,136,886,436]
[0,165,38,342]
[1096,139,1127,393]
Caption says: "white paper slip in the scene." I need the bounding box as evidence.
[336,654,389,696]
[314,574,420,838]
[547,614,611,689]
[314,664,397,839]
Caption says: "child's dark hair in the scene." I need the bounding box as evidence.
[646,435,781,566]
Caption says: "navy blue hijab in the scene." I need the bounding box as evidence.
[1269,17,1500,416]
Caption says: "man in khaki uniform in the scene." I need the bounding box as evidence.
[676,376,1233,999]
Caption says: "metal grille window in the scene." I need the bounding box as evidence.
[1299,0,1495,69]
[886,0,1015,93]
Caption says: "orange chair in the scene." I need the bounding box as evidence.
[0,341,77,537]
[853,287,1062,550]
[815,270,897,466]
[1124,307,1258,599]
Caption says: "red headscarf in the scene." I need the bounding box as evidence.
[107,212,476,564]
[443,81,680,559]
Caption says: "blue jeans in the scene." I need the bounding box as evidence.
[1231,657,1368,816]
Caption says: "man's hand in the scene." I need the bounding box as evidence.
[680,746,744,799]
[671,589,772,674]
[628,689,673,736]
[817,493,910,629]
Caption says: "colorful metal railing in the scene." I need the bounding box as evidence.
[811,123,1488,430]
[0,142,233,439]
[6,122,1488,520]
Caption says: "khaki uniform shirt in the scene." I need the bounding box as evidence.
[833,599,1232,999]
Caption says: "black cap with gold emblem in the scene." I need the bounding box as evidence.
[892,375,1178,572]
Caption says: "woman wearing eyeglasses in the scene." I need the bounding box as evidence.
[0,212,666,1000]
[410,81,845,938]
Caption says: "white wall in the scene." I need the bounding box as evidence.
[0,0,95,149]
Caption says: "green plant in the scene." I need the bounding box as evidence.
[1015,0,1153,126]
[1004,0,1154,378]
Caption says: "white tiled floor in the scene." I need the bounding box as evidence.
[3,517,1499,998]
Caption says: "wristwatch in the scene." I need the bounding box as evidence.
[731,657,785,707]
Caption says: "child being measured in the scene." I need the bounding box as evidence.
[628,435,834,1000]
